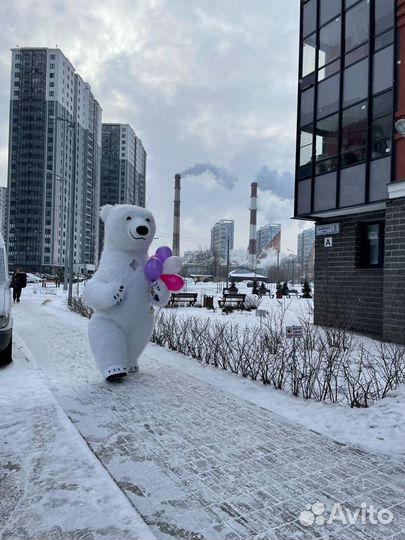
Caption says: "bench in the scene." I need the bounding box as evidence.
[218,293,246,309]
[169,292,198,306]
[257,288,274,299]
[285,289,301,298]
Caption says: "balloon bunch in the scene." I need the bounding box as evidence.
[144,246,185,291]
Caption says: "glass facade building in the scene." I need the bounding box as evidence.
[296,0,397,218]
[294,0,405,344]
[7,48,102,273]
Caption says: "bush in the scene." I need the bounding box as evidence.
[67,295,93,319]
[70,293,405,408]
[151,309,405,407]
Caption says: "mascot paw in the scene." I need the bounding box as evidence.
[151,279,171,306]
[113,284,125,305]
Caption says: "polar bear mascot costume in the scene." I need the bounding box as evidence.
[85,204,172,381]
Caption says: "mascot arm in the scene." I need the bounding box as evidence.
[84,277,125,311]
[150,279,171,307]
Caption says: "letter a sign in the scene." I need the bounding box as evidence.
[324,237,333,247]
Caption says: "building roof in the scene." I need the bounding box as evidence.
[229,269,267,280]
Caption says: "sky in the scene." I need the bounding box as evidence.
[0,0,313,256]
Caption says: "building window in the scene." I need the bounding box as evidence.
[375,0,394,35]
[320,0,340,26]
[340,163,366,207]
[343,58,368,106]
[372,90,393,158]
[299,126,313,179]
[317,73,340,118]
[318,16,341,69]
[318,59,340,81]
[49,82,54,87]
[50,63,55,68]
[315,113,338,172]
[50,54,55,59]
[49,91,54,97]
[341,100,368,166]
[303,0,317,37]
[345,0,369,52]
[49,72,55,78]
[300,87,314,125]
[345,43,368,67]
[297,178,311,214]
[302,34,316,78]
[369,157,390,201]
[375,29,394,51]
[362,223,384,267]
[314,172,336,211]
[373,45,393,94]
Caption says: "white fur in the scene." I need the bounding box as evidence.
[85,204,170,379]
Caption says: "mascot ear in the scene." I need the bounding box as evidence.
[100,204,113,223]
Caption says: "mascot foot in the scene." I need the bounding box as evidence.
[106,372,127,382]
[128,365,139,374]
[104,365,128,382]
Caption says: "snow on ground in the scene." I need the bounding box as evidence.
[15,282,405,459]
[0,336,156,539]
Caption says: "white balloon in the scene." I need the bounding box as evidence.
[163,256,182,274]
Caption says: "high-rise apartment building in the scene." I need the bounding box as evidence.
[101,124,137,207]
[210,219,234,260]
[0,188,8,238]
[257,223,281,257]
[100,125,146,208]
[135,136,147,207]
[294,0,405,343]
[99,124,147,254]
[297,227,315,279]
[7,47,102,273]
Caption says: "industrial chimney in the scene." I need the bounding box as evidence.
[172,173,181,256]
[248,182,258,271]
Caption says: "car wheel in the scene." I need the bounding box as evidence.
[0,336,12,367]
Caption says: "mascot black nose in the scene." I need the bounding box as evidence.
[136,225,149,236]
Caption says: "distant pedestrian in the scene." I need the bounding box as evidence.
[11,267,27,303]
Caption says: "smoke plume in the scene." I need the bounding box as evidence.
[181,163,237,189]
[254,166,294,200]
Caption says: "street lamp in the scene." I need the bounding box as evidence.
[287,249,295,286]
[49,115,77,304]
[395,119,405,138]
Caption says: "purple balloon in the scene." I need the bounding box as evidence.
[155,246,173,263]
[145,256,163,281]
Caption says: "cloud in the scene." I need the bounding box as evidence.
[181,162,237,189]
[0,0,313,255]
[254,166,294,200]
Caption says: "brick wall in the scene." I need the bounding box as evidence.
[383,197,405,344]
[314,210,385,338]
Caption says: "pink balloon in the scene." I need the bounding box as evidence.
[155,246,173,263]
[144,256,163,282]
[160,273,184,292]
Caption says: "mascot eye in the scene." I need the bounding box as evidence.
[126,216,132,221]
[145,218,150,223]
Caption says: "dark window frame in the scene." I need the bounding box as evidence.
[359,221,385,268]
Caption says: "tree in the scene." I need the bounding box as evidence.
[302,280,312,298]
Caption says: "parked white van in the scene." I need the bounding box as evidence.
[0,233,12,366]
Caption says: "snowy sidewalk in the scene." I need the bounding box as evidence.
[8,293,405,539]
[0,343,155,540]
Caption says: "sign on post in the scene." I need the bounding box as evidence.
[324,237,333,247]
[256,309,268,318]
[286,325,303,339]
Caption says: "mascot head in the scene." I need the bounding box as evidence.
[100,204,156,253]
